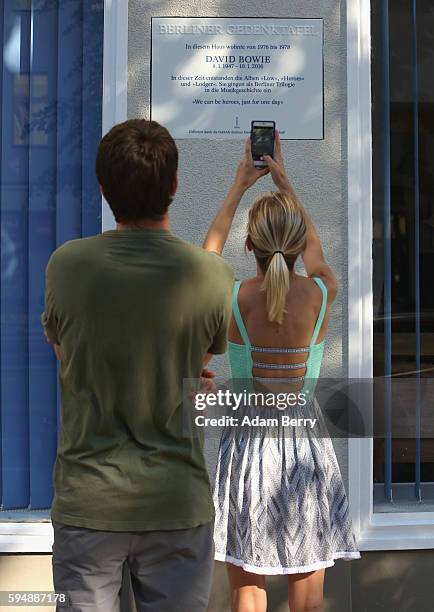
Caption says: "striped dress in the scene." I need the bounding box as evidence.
[213,278,361,574]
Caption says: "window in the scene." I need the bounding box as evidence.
[348,0,434,550]
[0,0,103,521]
[371,0,434,512]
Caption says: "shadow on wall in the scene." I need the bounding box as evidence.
[350,550,434,612]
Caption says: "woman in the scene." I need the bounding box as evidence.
[202,133,360,612]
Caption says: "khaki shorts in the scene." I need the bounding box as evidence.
[52,520,214,612]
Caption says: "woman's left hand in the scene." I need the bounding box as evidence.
[233,138,269,191]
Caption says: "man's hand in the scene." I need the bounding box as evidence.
[201,367,216,379]
[233,138,269,191]
[189,367,218,413]
[199,367,217,395]
[263,131,293,194]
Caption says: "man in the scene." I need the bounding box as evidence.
[42,119,265,611]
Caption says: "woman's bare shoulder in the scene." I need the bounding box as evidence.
[236,277,265,310]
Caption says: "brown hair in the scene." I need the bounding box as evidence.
[96,119,178,222]
[247,191,307,324]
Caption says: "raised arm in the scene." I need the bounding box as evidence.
[202,138,268,255]
[263,132,338,302]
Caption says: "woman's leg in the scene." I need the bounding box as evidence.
[287,569,325,612]
[227,564,267,612]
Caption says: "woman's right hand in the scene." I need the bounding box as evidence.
[263,131,292,194]
[233,137,269,192]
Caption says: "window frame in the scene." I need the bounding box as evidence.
[0,0,128,553]
[347,0,434,550]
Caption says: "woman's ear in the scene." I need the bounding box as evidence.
[245,236,253,251]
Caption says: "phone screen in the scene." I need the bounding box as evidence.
[251,125,275,161]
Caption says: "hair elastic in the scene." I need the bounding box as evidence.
[272,250,285,256]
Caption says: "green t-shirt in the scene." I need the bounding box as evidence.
[41,228,234,531]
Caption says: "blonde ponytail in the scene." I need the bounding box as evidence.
[247,191,306,325]
[263,251,290,324]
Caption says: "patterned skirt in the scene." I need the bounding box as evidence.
[212,396,361,575]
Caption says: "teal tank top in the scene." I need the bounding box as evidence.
[228,277,328,396]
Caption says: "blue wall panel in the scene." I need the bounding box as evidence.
[28,0,58,510]
[0,0,103,511]
[1,2,31,509]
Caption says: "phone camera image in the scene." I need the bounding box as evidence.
[250,124,275,164]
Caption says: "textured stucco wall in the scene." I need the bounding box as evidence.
[127,0,349,483]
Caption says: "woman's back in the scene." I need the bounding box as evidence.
[228,274,330,390]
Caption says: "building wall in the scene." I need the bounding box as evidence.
[0,3,433,612]
[127,4,358,609]
[127,0,350,483]
[126,2,434,611]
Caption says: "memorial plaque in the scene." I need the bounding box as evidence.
[151,17,324,139]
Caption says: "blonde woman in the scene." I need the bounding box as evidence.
[203,133,360,612]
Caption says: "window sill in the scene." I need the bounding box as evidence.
[0,522,53,553]
[357,511,434,550]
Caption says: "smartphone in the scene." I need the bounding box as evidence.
[250,120,276,168]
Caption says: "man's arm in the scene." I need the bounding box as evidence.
[53,343,62,361]
[41,256,62,360]
[202,138,269,255]
[200,353,216,386]
[203,352,213,368]
[42,326,61,360]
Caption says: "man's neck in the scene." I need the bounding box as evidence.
[116,213,170,231]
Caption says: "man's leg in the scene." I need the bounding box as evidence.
[128,521,214,612]
[52,521,130,612]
